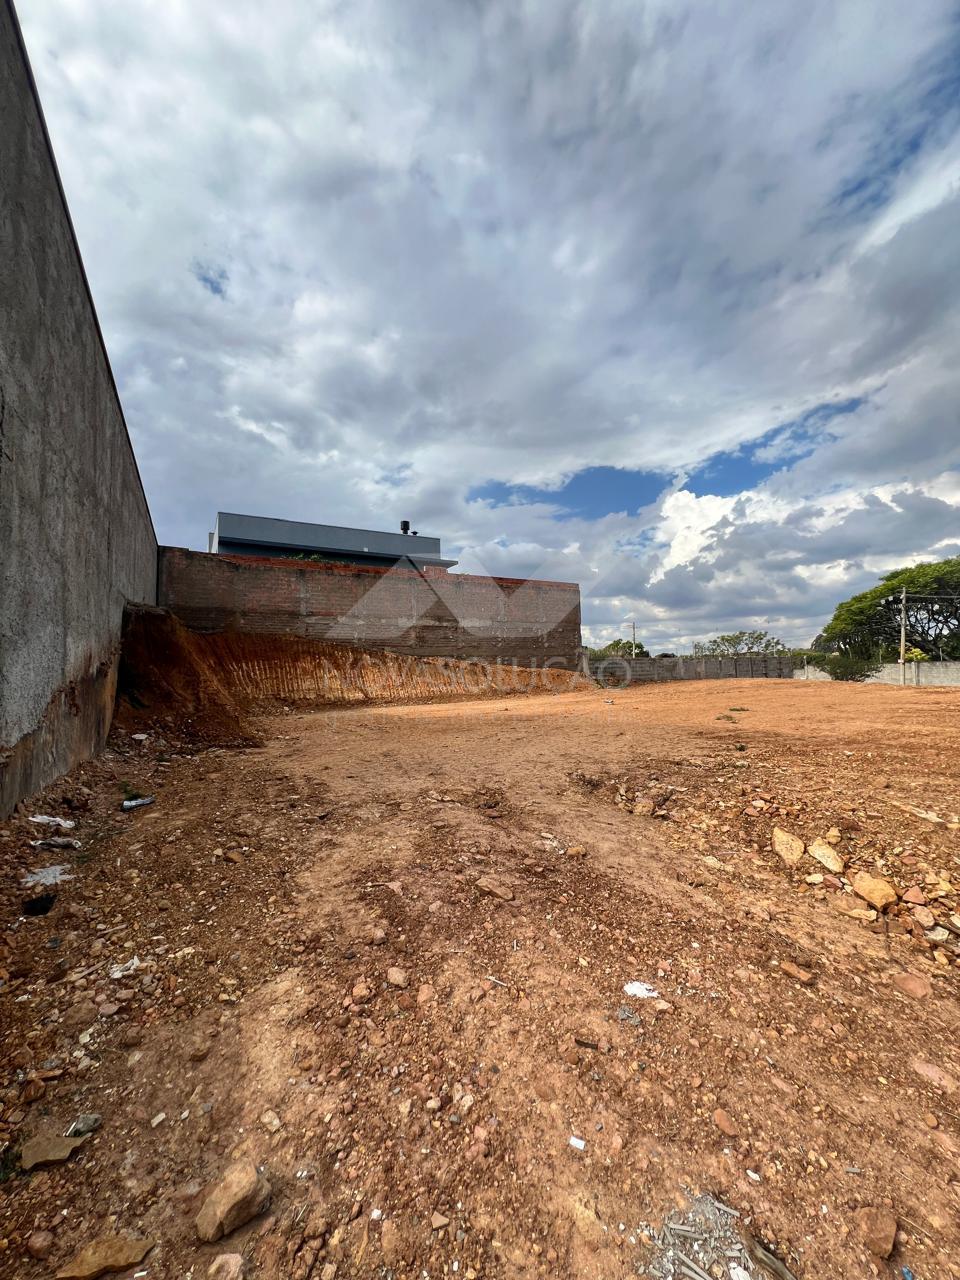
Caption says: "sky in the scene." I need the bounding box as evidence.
[21,0,960,651]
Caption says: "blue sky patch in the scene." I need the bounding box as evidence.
[688,397,865,497]
[470,466,669,520]
[192,260,229,297]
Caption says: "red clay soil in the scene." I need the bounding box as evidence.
[1,678,959,1279]
[116,607,587,743]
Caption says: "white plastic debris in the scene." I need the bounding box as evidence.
[623,981,660,999]
[132,733,149,741]
[29,836,81,850]
[122,796,155,811]
[109,955,142,979]
[730,1266,751,1280]
[29,814,76,829]
[569,1135,586,1151]
[22,865,74,887]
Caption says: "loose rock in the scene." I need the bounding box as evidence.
[807,838,845,874]
[208,1255,246,1280]
[852,871,898,912]
[713,1108,738,1138]
[892,972,932,1000]
[27,1230,55,1261]
[852,1206,897,1259]
[475,875,514,901]
[771,828,804,867]
[781,960,815,986]
[21,1133,87,1171]
[55,1233,154,1278]
[195,1159,272,1243]
[386,967,409,989]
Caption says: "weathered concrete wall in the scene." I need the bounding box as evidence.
[0,1,157,815]
[159,548,582,670]
[794,661,960,687]
[590,653,794,685]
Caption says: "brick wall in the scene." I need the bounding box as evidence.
[158,548,583,670]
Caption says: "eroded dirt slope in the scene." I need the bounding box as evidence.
[2,680,959,1279]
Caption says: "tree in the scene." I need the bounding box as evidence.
[586,636,649,659]
[692,630,787,657]
[820,556,960,659]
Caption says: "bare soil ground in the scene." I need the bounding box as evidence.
[3,679,960,1279]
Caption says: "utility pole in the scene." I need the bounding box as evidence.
[631,621,636,658]
[900,586,907,686]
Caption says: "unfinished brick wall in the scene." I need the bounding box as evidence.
[158,548,583,669]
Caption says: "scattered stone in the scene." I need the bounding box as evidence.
[807,838,845,874]
[431,1211,450,1231]
[386,967,409,989]
[476,875,513,901]
[55,1233,155,1278]
[852,1206,897,1259]
[320,1265,337,1280]
[771,828,804,867]
[923,1112,939,1128]
[66,1113,102,1137]
[911,905,936,929]
[380,1219,400,1265]
[713,1108,738,1138]
[195,1159,272,1242]
[566,845,587,858]
[417,983,435,1005]
[150,1111,166,1128]
[351,982,373,1004]
[369,928,387,946]
[260,1108,282,1133]
[781,960,815,986]
[902,885,927,905]
[208,1255,246,1280]
[852,872,898,912]
[27,1231,55,1261]
[892,972,932,1000]
[20,1133,87,1171]
[911,1056,958,1093]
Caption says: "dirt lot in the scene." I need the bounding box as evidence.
[2,678,960,1279]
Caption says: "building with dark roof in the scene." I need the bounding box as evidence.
[209,512,458,571]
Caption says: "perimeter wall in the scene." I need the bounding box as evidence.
[0,1,157,815]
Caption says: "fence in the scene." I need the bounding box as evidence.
[588,653,794,686]
[795,660,960,687]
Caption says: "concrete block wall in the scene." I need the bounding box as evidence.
[590,653,795,685]
[794,661,960,687]
[159,548,583,670]
[0,1,157,815]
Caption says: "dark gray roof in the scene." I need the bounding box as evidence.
[213,512,455,565]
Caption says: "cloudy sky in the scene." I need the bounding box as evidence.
[21,0,960,649]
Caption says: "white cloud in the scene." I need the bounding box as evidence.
[19,0,960,649]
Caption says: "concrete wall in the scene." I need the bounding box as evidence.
[159,548,582,670]
[794,661,960,687]
[0,1,157,815]
[590,653,795,685]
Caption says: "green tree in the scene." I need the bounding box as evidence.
[692,630,786,657]
[821,556,960,659]
[586,636,649,659]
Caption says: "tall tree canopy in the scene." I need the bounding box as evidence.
[820,556,960,659]
[692,630,786,656]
